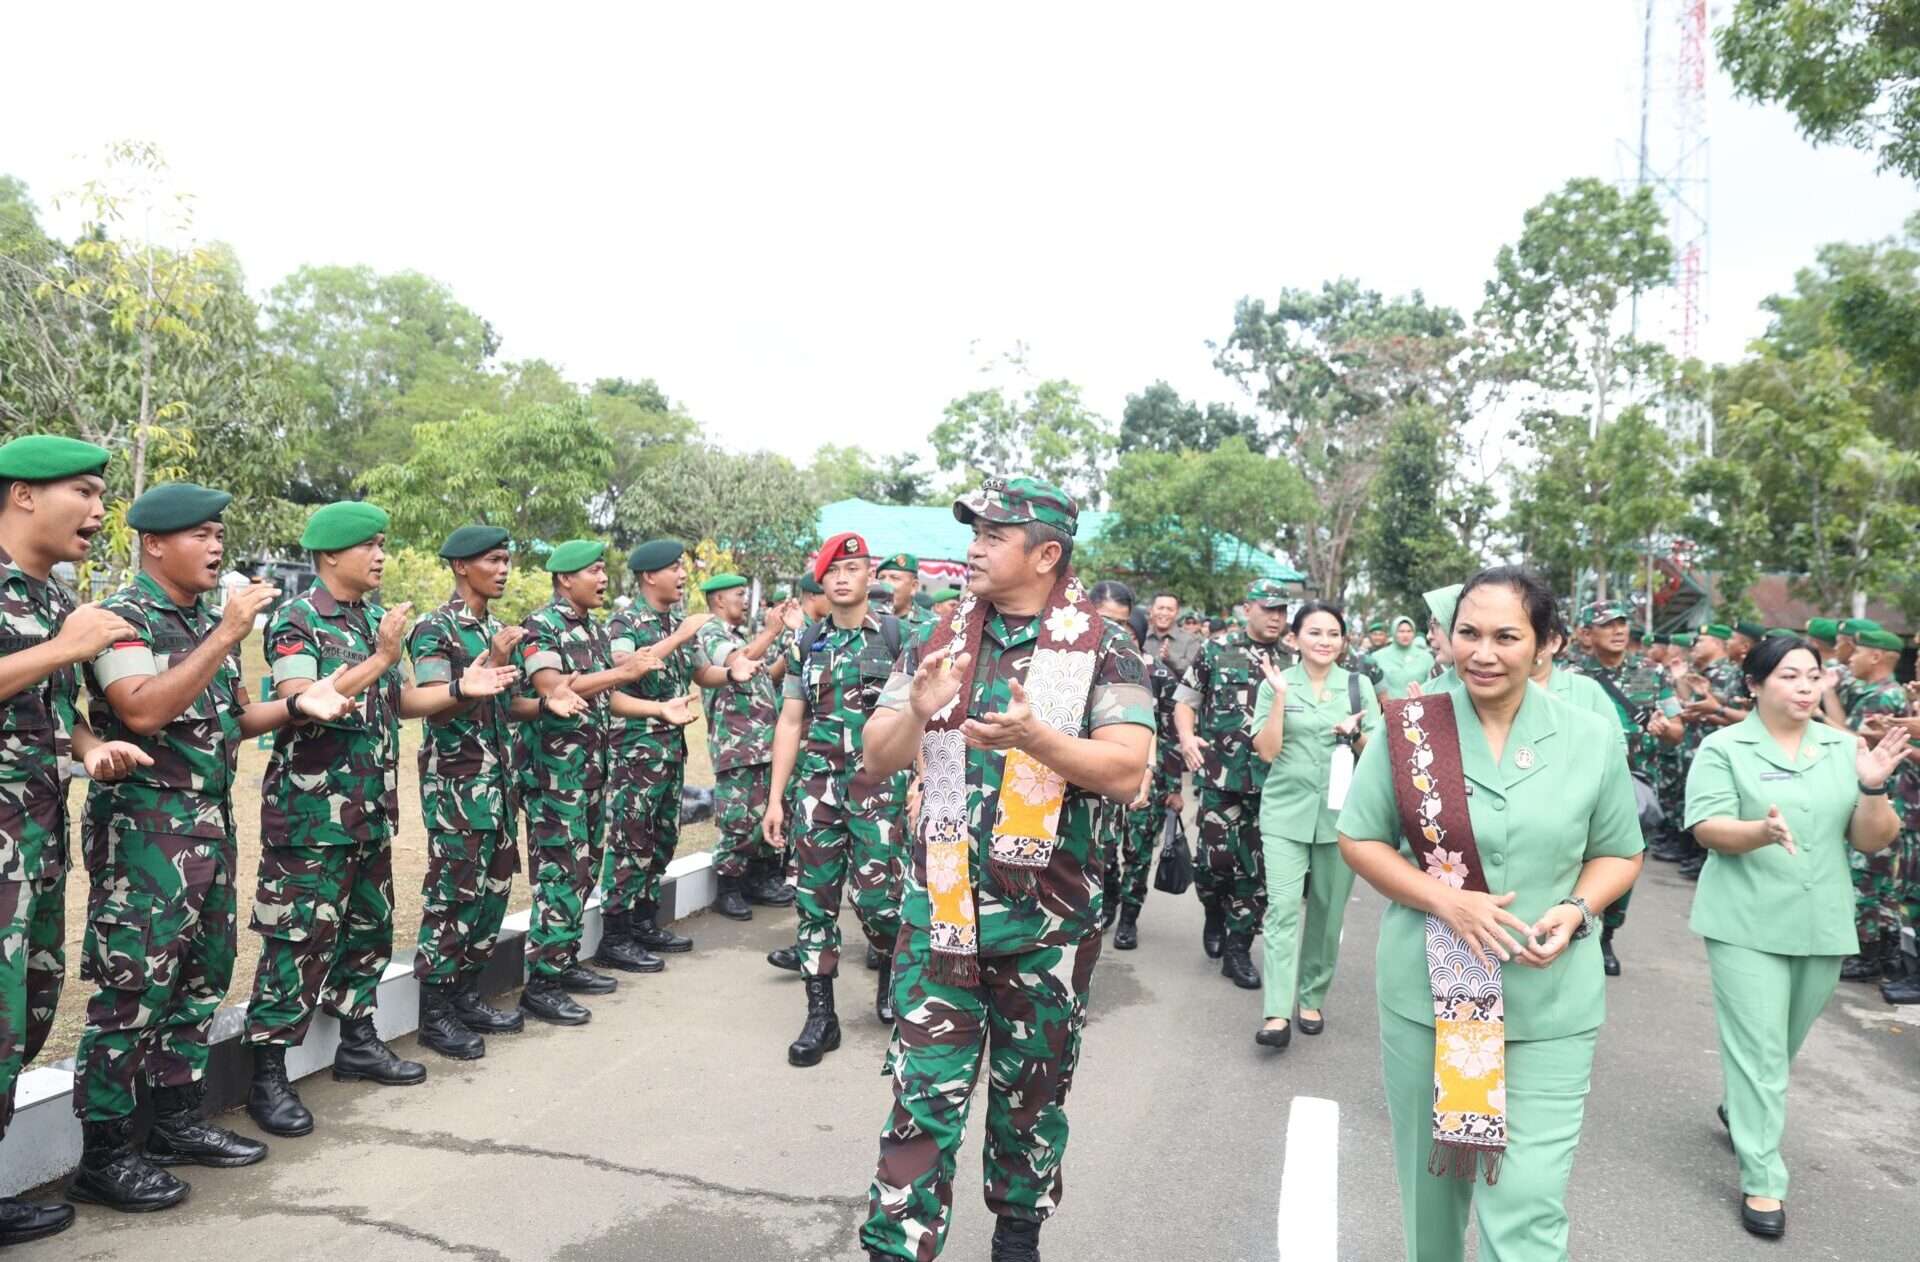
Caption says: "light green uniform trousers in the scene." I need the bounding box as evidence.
[1260,836,1354,1019]
[1380,1007,1596,1262]
[1703,939,1841,1200]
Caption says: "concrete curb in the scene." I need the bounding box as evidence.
[3,849,718,1197]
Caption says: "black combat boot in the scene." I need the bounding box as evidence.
[1220,931,1260,989]
[143,1080,269,1167]
[417,984,485,1060]
[875,951,895,1023]
[767,943,802,972]
[991,1214,1043,1261]
[865,943,882,971]
[633,899,693,953]
[1101,869,1121,930]
[1113,904,1140,951]
[1599,927,1621,977]
[1880,944,1920,1004]
[745,858,794,906]
[247,1043,314,1137]
[1840,933,1891,982]
[452,982,525,1034]
[787,975,841,1067]
[715,873,753,921]
[0,1196,74,1245]
[558,961,618,993]
[66,1117,190,1213]
[594,910,665,974]
[1201,896,1226,959]
[333,1015,427,1086]
[1677,851,1706,881]
[519,975,591,1025]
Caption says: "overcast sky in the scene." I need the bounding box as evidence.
[7,3,1916,468]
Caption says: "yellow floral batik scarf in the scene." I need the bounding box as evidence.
[1383,693,1507,1184]
[917,569,1099,985]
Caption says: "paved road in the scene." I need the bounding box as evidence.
[22,858,1918,1260]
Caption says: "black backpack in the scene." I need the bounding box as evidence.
[798,614,905,678]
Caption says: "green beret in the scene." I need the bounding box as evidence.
[300,500,389,552]
[928,587,961,602]
[797,575,825,595]
[1839,617,1882,637]
[544,539,606,574]
[626,538,685,574]
[125,482,231,534]
[1764,627,1796,639]
[0,435,110,483]
[877,552,920,576]
[439,524,511,560]
[1734,621,1766,641]
[1670,633,1695,648]
[699,573,748,595]
[1804,617,1839,644]
[1701,623,1733,641]
[1367,620,1387,632]
[1648,632,1669,646]
[1857,628,1905,652]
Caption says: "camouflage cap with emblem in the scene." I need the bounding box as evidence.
[1583,599,1632,628]
[952,475,1079,535]
[1244,578,1289,609]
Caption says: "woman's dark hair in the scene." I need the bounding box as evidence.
[1743,635,1820,689]
[1088,580,1135,610]
[1452,566,1555,645]
[1290,599,1345,636]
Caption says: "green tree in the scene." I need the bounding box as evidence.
[1117,381,1259,453]
[806,444,932,505]
[615,444,820,582]
[358,402,613,551]
[930,350,1112,502]
[590,376,698,541]
[1359,405,1478,616]
[1719,0,1920,180]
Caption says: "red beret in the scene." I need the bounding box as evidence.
[812,531,871,583]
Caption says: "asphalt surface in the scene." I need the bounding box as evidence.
[20,856,1918,1261]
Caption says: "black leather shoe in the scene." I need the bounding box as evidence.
[745,860,794,906]
[0,1197,75,1244]
[1881,966,1920,1004]
[67,1118,190,1213]
[333,1015,427,1086]
[1220,932,1260,989]
[865,943,881,971]
[594,911,665,974]
[417,984,485,1061]
[1678,855,1705,881]
[452,984,525,1033]
[767,944,802,972]
[1600,928,1621,977]
[1717,1103,1730,1135]
[1840,952,1882,982]
[246,1044,314,1137]
[875,952,895,1023]
[1201,898,1226,960]
[558,962,618,994]
[1113,905,1139,951]
[788,975,841,1067]
[715,874,754,921]
[633,901,693,953]
[1741,1198,1785,1238]
[143,1081,268,1168]
[1254,1022,1291,1049]
[1297,1012,1325,1035]
[520,976,591,1025]
[991,1213,1043,1262]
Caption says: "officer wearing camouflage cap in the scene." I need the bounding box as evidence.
[1175,576,1296,985]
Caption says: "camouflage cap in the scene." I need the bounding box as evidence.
[1244,578,1289,609]
[952,476,1079,536]
[1582,599,1632,628]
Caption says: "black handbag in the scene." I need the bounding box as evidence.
[1153,807,1194,896]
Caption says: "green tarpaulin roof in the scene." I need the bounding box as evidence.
[816,499,1305,583]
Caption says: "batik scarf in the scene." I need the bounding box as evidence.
[917,569,1099,985]
[1384,693,1506,1184]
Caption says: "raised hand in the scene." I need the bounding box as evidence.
[545,673,586,719]
[908,646,971,723]
[962,678,1039,752]
[728,652,764,683]
[457,661,520,698]
[83,740,153,782]
[56,603,138,663]
[294,665,358,723]
[1857,726,1908,791]
[1763,803,1797,856]
[781,601,806,633]
[620,647,664,682]
[660,692,699,727]
[375,602,415,662]
[215,583,280,646]
[1257,656,1288,694]
[490,625,526,664]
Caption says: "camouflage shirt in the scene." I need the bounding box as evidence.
[0,546,78,882]
[262,585,402,846]
[410,595,516,833]
[1580,651,1676,781]
[607,602,693,759]
[1846,676,1909,731]
[692,617,776,772]
[781,612,897,773]
[1174,628,1294,794]
[517,596,614,794]
[86,571,244,843]
[879,609,1154,954]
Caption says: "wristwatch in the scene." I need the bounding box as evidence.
[1555,895,1598,940]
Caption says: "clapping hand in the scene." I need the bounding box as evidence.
[294,666,358,723]
[619,647,664,681]
[489,625,526,665]
[545,674,587,719]
[375,603,415,662]
[962,679,1039,752]
[1763,804,1797,856]
[1857,726,1908,792]
[457,661,520,698]
[728,653,763,683]
[1178,731,1209,773]
[83,740,153,782]
[215,584,279,646]
[660,691,699,727]
[908,645,970,723]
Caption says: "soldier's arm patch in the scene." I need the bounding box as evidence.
[413,656,454,685]
[523,649,564,676]
[608,635,637,656]
[92,640,159,688]
[271,651,320,685]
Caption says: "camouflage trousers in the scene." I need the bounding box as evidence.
[74,832,236,1120]
[1197,786,1265,935]
[1850,845,1903,942]
[604,757,682,914]
[525,787,605,979]
[1118,802,1159,914]
[793,770,904,978]
[862,924,1101,1260]
[0,874,63,1138]
[413,828,519,986]
[712,762,776,879]
[244,836,394,1046]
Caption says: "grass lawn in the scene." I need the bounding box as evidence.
[47,636,717,1064]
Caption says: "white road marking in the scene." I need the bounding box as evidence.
[1278,1094,1340,1262]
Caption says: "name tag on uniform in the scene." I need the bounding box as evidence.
[1759,770,1795,782]
[1284,704,1307,714]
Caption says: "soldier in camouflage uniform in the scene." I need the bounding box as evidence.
[1667,623,1749,876]
[1576,600,1682,977]
[242,501,427,1137]
[1088,583,1156,943]
[403,525,530,1060]
[765,575,832,975]
[1112,607,1184,953]
[0,437,157,1239]
[1174,578,1294,987]
[513,539,673,1022]
[854,476,1153,1262]
[877,553,937,637]
[764,530,910,1064]
[1838,628,1911,982]
[689,573,797,921]
[603,539,706,962]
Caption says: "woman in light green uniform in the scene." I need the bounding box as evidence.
[1684,635,1906,1240]
[1337,567,1643,1262]
[1249,600,1382,1048]
[1370,615,1435,699]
